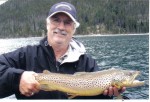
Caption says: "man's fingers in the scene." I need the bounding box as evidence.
[112,87,126,97]
[119,87,126,93]
[108,87,113,96]
[103,86,126,97]
[113,87,119,96]
[32,84,40,93]
[103,87,113,96]
[23,92,35,97]
[19,71,40,96]
[103,90,108,96]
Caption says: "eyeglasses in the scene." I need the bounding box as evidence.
[50,17,74,27]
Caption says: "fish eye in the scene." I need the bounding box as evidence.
[127,71,134,76]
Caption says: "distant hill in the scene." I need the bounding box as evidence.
[0,0,149,38]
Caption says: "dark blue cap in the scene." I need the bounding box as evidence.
[48,2,80,28]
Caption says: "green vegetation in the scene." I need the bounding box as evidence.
[0,0,149,38]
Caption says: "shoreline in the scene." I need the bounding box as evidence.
[0,33,149,40]
[74,33,149,37]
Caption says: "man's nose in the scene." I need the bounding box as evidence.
[57,21,66,30]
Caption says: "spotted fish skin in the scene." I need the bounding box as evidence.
[35,68,145,98]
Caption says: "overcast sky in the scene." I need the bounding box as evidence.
[0,0,8,5]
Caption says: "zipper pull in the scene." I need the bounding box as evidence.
[56,61,60,72]
[56,65,59,72]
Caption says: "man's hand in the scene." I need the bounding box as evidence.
[103,86,126,97]
[19,71,40,97]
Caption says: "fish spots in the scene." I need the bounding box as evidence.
[35,69,143,97]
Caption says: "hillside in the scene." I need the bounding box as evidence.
[0,0,149,38]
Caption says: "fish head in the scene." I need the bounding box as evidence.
[112,70,145,89]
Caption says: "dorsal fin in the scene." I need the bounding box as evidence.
[43,70,51,74]
[73,72,94,78]
[73,72,88,76]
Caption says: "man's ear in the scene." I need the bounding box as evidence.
[46,24,49,31]
[46,18,50,30]
[73,27,76,35]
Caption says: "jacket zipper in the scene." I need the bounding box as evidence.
[56,65,59,72]
[44,42,60,72]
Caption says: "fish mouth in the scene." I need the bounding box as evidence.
[132,80,145,87]
[130,71,140,82]
[128,71,145,87]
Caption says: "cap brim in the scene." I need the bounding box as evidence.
[48,11,80,28]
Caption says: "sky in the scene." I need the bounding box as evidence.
[0,0,8,5]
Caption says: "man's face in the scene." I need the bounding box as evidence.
[46,13,75,47]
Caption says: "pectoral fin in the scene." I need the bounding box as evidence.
[73,72,88,76]
[43,70,51,74]
[67,93,78,99]
[114,94,123,99]
[117,94,123,99]
[40,84,55,91]
[112,80,124,89]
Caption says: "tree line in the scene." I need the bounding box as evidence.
[0,0,149,38]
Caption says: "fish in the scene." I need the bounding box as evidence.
[35,68,145,98]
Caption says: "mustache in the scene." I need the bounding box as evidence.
[53,29,67,35]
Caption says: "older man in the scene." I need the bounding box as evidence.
[0,2,125,99]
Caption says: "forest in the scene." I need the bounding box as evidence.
[0,0,149,38]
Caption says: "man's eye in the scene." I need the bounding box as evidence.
[53,18,60,22]
[65,20,72,25]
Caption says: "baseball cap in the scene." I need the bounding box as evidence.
[47,2,80,28]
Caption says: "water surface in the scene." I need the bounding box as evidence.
[0,34,149,99]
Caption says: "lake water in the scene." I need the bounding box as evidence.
[0,34,149,99]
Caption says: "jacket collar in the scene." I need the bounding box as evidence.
[40,37,86,64]
[61,38,86,64]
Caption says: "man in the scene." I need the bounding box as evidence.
[0,2,125,99]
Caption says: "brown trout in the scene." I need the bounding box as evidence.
[35,68,144,98]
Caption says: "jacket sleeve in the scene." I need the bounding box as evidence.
[77,54,100,72]
[0,48,26,98]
